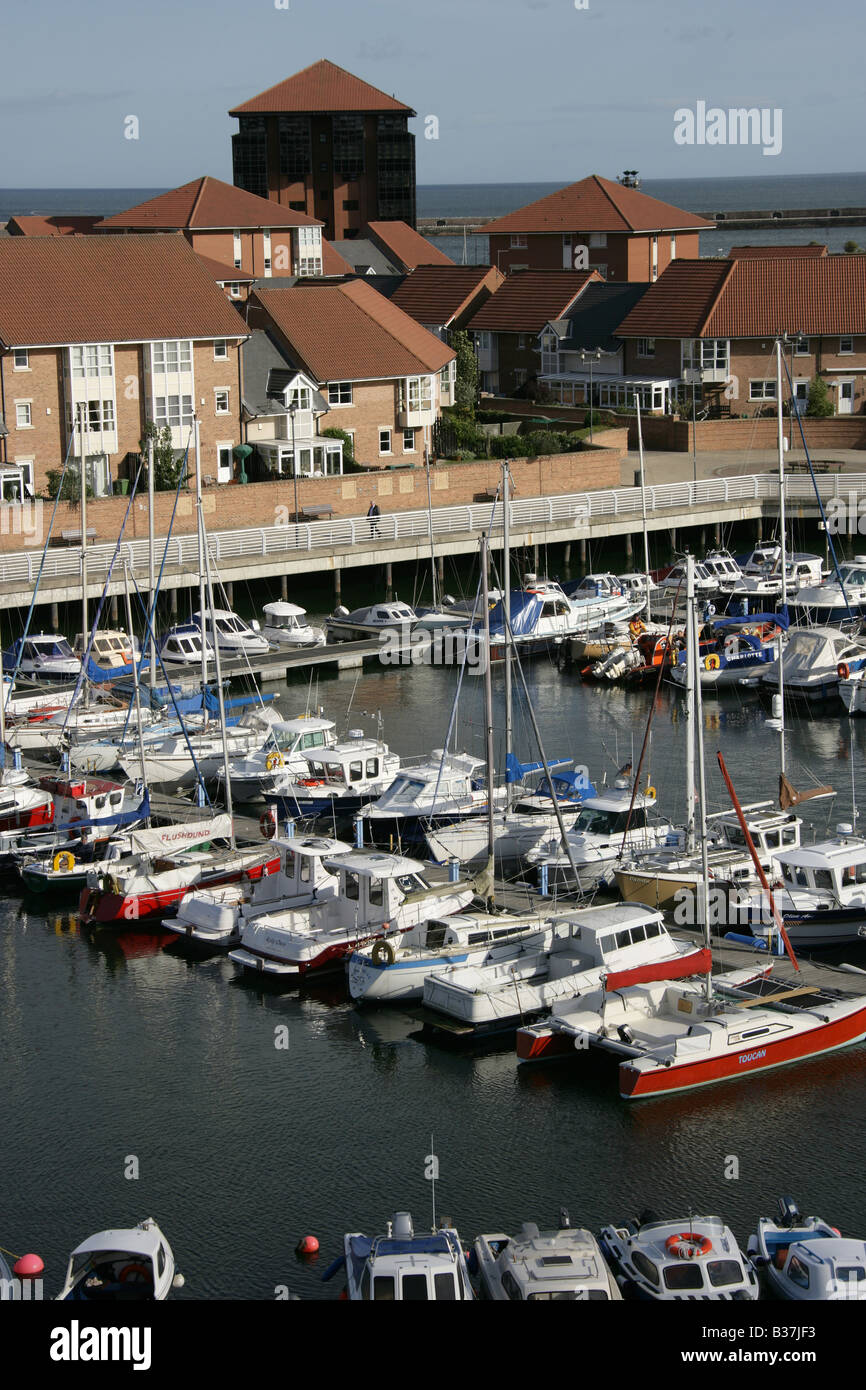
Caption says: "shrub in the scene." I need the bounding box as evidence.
[45,465,92,502]
[139,422,187,491]
[489,433,525,458]
[806,376,835,418]
[321,426,355,466]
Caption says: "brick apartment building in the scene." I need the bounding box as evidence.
[615,254,866,418]
[246,279,455,467]
[466,270,600,395]
[0,235,248,496]
[385,264,504,339]
[483,175,713,281]
[229,59,416,240]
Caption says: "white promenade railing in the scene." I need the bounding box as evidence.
[0,471,860,590]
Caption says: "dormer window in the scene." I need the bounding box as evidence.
[287,386,311,411]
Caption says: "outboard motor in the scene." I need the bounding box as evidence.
[777,1196,801,1229]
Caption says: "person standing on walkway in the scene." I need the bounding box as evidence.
[367,501,381,537]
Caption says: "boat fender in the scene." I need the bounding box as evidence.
[838,662,850,680]
[666,1232,712,1259]
[53,850,75,873]
[704,654,721,671]
[372,938,395,967]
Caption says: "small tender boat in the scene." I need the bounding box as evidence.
[473,1216,622,1301]
[599,1213,759,1301]
[325,600,418,642]
[156,623,216,668]
[260,601,325,648]
[2,633,81,681]
[192,608,270,657]
[761,626,866,702]
[56,1218,182,1301]
[334,1211,474,1301]
[164,834,348,951]
[748,1196,866,1300]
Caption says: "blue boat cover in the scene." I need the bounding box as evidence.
[474,592,544,638]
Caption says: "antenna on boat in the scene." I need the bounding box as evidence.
[428,1132,437,1231]
[687,555,713,1003]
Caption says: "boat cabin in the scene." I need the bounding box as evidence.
[476,1223,618,1301]
[158,625,214,665]
[365,752,486,817]
[714,809,800,858]
[57,1218,176,1302]
[702,550,744,589]
[74,630,138,668]
[345,1212,473,1301]
[569,573,625,601]
[605,1217,755,1300]
[775,835,866,899]
[299,732,398,794]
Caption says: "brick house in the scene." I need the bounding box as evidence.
[537,281,654,408]
[247,279,455,467]
[0,234,248,496]
[466,270,600,395]
[385,264,504,340]
[483,175,713,281]
[229,59,416,240]
[240,329,344,481]
[96,175,326,281]
[616,254,866,418]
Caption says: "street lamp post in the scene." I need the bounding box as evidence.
[579,348,602,441]
[288,401,299,545]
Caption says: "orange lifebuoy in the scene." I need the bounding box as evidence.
[260,810,276,839]
[838,662,851,680]
[299,778,325,787]
[665,1232,712,1260]
[119,1263,151,1284]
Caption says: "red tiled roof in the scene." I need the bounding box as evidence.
[95,176,321,231]
[7,214,101,237]
[195,252,256,283]
[617,254,866,339]
[366,222,453,271]
[482,175,714,236]
[253,279,453,382]
[728,244,828,259]
[389,265,501,326]
[0,234,248,348]
[321,240,354,275]
[467,270,600,333]
[230,59,414,115]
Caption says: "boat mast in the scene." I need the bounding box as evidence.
[122,558,151,824]
[685,558,696,855]
[634,394,652,613]
[194,418,208,705]
[502,461,513,795]
[424,449,438,612]
[199,493,236,849]
[775,339,787,779]
[147,432,156,690]
[480,532,496,901]
[79,402,88,653]
[688,555,713,1002]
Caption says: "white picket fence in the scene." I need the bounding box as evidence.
[0,471,860,590]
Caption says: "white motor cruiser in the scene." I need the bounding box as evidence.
[2,633,82,681]
[748,1196,866,1300]
[788,557,866,626]
[56,1218,182,1301]
[599,1214,759,1301]
[760,625,866,702]
[423,767,595,868]
[473,1217,622,1301]
[336,1211,474,1301]
[526,783,672,893]
[265,729,401,817]
[359,751,504,847]
[192,608,270,658]
[229,849,475,978]
[735,828,866,947]
[157,623,216,668]
[260,601,325,648]
[325,600,418,642]
[216,716,336,801]
[165,834,348,950]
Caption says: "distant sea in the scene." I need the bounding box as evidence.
[3,172,866,262]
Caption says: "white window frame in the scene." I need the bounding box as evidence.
[233,230,242,269]
[749,379,777,400]
[12,349,29,371]
[15,401,32,429]
[14,460,34,495]
[216,442,234,484]
[840,335,854,355]
[509,234,527,249]
[402,428,416,452]
[636,338,656,359]
[151,341,192,373]
[214,389,231,415]
[328,382,353,406]
[154,395,194,427]
[378,427,392,455]
[226,282,243,300]
[213,339,228,361]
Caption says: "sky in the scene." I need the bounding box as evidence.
[2,0,862,187]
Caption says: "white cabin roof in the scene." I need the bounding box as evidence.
[263,602,308,618]
[283,835,350,858]
[70,1223,164,1260]
[325,850,425,877]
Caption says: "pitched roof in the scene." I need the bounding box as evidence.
[0,234,248,348]
[617,254,866,339]
[95,176,321,230]
[331,238,400,276]
[728,243,828,259]
[195,251,256,284]
[482,175,714,236]
[230,59,414,116]
[252,279,453,382]
[389,264,502,328]
[366,221,452,271]
[322,240,354,275]
[7,214,101,237]
[467,270,599,333]
[548,282,653,351]
[241,330,329,417]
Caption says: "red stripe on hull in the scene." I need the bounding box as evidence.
[619,1006,866,1099]
[516,1027,573,1062]
[0,801,54,834]
[80,856,280,926]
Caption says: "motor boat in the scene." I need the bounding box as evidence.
[668,613,785,689]
[56,1218,182,1301]
[482,575,642,658]
[74,629,141,673]
[839,669,866,715]
[655,558,717,601]
[423,765,596,868]
[156,624,216,668]
[473,1217,621,1301]
[748,1197,866,1300]
[359,751,504,847]
[761,626,866,702]
[260,601,325,648]
[332,1211,474,1301]
[325,600,418,642]
[521,957,866,1100]
[118,705,284,790]
[701,548,747,595]
[216,716,337,801]
[164,834,348,951]
[424,904,696,1043]
[525,783,672,893]
[733,828,866,948]
[264,729,401,818]
[2,633,81,681]
[229,849,475,978]
[788,558,866,626]
[192,608,270,658]
[599,1213,759,1300]
[348,908,576,1005]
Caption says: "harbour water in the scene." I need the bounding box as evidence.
[3,634,866,1299]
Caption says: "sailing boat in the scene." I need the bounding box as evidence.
[516,556,866,1097]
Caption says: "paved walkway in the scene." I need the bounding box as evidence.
[620,448,866,487]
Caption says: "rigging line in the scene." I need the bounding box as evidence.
[430,546,486,812]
